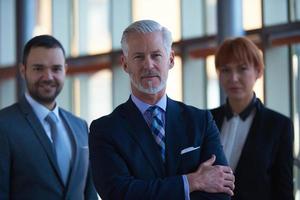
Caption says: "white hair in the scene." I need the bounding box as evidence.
[120,20,173,57]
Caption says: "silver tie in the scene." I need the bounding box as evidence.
[45,112,70,184]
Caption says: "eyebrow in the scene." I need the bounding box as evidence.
[31,64,45,67]
[31,64,63,68]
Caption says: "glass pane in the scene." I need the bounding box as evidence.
[205,0,217,35]
[265,46,290,116]
[87,69,112,123]
[0,0,16,66]
[71,70,113,124]
[53,0,71,56]
[206,55,220,109]
[181,0,204,39]
[132,0,181,41]
[263,0,288,26]
[77,0,111,55]
[254,74,264,102]
[290,0,300,21]
[243,0,262,30]
[292,44,300,200]
[0,78,16,109]
[33,0,52,35]
[167,56,182,102]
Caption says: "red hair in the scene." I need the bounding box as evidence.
[215,37,264,73]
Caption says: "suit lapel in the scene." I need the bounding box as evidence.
[121,99,165,177]
[212,106,226,129]
[164,98,186,176]
[19,97,64,186]
[235,105,262,174]
[59,110,80,193]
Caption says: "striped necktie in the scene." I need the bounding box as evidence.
[147,106,165,162]
[45,112,70,184]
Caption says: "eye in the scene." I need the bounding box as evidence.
[52,65,63,72]
[239,64,248,71]
[220,67,230,73]
[151,53,162,59]
[133,55,144,60]
[32,65,43,71]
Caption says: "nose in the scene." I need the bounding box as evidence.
[230,71,239,82]
[143,56,154,69]
[43,69,54,80]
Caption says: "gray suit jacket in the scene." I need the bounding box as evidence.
[0,96,97,200]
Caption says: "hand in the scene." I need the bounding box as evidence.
[186,155,235,196]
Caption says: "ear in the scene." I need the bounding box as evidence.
[168,50,175,69]
[19,63,26,79]
[64,63,68,73]
[121,55,129,73]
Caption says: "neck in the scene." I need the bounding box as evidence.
[132,89,165,105]
[228,93,254,114]
[44,102,56,111]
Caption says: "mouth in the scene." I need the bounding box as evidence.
[142,75,159,79]
[228,87,242,92]
[38,82,57,91]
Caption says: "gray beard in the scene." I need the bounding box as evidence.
[130,78,166,95]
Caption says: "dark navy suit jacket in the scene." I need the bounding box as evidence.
[0,96,97,200]
[211,99,294,200]
[89,97,230,200]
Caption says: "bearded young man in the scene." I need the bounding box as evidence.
[89,20,234,200]
[0,35,97,200]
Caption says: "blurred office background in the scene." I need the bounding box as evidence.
[0,0,300,197]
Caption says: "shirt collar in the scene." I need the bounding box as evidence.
[225,93,258,121]
[131,94,167,115]
[25,92,60,122]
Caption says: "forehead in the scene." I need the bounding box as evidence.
[126,31,164,52]
[27,47,65,63]
[222,60,245,67]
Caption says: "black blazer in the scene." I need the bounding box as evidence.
[211,99,294,200]
[0,96,97,200]
[89,97,230,200]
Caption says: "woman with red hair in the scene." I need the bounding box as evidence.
[211,37,294,200]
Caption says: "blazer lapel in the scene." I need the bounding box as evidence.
[19,97,64,186]
[59,110,80,194]
[213,106,226,129]
[164,98,186,176]
[235,104,263,174]
[121,99,165,177]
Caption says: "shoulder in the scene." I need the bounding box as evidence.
[167,98,213,121]
[210,105,225,117]
[59,107,87,127]
[259,104,291,124]
[256,103,293,140]
[0,102,22,122]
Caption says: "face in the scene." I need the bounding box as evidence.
[121,31,174,99]
[20,47,66,109]
[218,62,260,103]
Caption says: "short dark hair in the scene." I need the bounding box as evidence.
[22,35,66,65]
